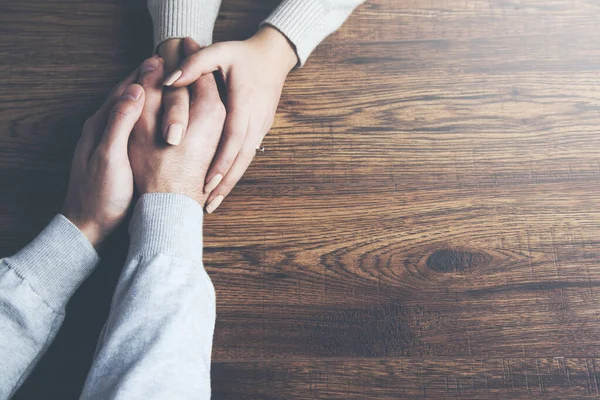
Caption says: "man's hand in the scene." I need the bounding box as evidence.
[130,40,226,207]
[163,27,298,213]
[62,61,154,248]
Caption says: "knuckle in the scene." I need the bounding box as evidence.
[141,57,157,70]
[166,103,188,117]
[195,98,226,122]
[216,156,235,172]
[138,59,161,82]
[110,101,136,120]
[111,108,129,120]
[227,129,246,142]
[137,74,151,86]
[197,73,217,89]
[165,86,188,97]
[241,148,257,164]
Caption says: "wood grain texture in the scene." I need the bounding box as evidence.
[2,0,600,399]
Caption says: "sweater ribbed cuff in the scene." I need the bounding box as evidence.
[128,193,204,262]
[4,215,100,311]
[261,0,330,66]
[147,0,221,49]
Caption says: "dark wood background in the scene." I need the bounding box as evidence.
[2,0,600,398]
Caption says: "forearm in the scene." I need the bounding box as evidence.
[0,216,99,399]
[263,0,366,65]
[147,0,222,49]
[81,194,216,399]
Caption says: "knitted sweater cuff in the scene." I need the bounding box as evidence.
[128,193,204,262]
[148,0,221,48]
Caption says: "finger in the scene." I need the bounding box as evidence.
[183,38,228,104]
[203,90,251,194]
[73,116,100,165]
[190,70,222,109]
[163,42,232,87]
[91,62,147,127]
[161,87,190,145]
[98,84,145,155]
[183,36,201,56]
[205,141,257,214]
[82,61,151,157]
[136,57,165,138]
[185,73,226,159]
[159,38,184,74]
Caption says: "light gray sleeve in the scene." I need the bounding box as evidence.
[147,0,222,48]
[262,0,366,65]
[0,215,99,400]
[147,0,362,66]
[80,193,216,400]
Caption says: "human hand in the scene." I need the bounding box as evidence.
[129,40,226,207]
[163,26,298,212]
[62,66,148,248]
[157,38,190,145]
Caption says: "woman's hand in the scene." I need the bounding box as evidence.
[62,61,152,248]
[163,27,298,213]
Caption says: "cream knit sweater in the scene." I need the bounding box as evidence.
[147,0,365,65]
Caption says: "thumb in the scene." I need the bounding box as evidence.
[163,41,231,87]
[99,84,145,155]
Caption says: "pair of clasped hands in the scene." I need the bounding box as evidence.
[61,30,298,249]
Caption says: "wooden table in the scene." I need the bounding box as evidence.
[3,0,600,398]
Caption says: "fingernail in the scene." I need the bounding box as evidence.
[204,174,223,194]
[166,124,183,145]
[121,85,142,101]
[163,70,182,86]
[206,195,224,214]
[140,58,159,74]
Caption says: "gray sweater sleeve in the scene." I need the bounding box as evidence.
[147,0,364,66]
[80,193,215,399]
[262,0,365,65]
[0,215,99,399]
[147,0,222,48]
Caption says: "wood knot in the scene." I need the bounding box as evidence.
[426,249,490,273]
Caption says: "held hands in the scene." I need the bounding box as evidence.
[62,50,225,248]
[162,27,298,212]
[129,41,226,207]
[62,25,294,248]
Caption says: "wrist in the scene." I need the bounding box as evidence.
[138,185,207,208]
[251,25,298,74]
[61,214,104,250]
[77,223,104,250]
